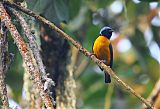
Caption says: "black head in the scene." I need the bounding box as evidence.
[99,26,113,39]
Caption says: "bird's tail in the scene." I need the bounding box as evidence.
[104,72,111,83]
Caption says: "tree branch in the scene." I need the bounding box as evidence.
[10,8,47,77]
[0,21,9,109]
[3,1,157,109]
[142,79,160,109]
[10,7,55,98]
[0,3,54,109]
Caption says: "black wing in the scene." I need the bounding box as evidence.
[109,43,113,68]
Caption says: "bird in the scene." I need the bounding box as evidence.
[92,26,113,83]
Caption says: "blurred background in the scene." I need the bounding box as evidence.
[5,0,160,109]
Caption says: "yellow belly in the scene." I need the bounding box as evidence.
[93,36,111,65]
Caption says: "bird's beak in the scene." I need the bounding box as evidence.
[109,29,114,32]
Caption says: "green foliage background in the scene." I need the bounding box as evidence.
[6,0,160,109]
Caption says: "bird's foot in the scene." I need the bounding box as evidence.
[100,60,107,64]
[88,53,95,57]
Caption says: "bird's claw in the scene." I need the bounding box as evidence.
[100,60,107,63]
[89,53,95,57]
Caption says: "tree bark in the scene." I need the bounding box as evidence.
[0,22,9,109]
[40,24,76,109]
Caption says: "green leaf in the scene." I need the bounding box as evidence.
[26,0,69,24]
[68,0,82,20]
[83,26,100,51]
[53,0,69,22]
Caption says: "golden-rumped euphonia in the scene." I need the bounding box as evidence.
[93,27,113,83]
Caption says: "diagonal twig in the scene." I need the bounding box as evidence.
[142,79,160,109]
[10,7,55,90]
[3,1,157,109]
[10,8,47,77]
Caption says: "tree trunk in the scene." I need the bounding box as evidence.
[40,24,76,109]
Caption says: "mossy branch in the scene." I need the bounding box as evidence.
[3,1,157,109]
[0,3,54,109]
[11,8,46,75]
[0,20,9,109]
